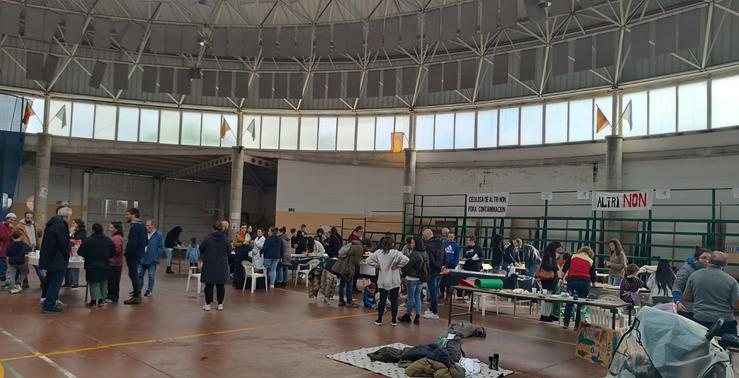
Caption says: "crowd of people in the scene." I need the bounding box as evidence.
[0,209,736,337]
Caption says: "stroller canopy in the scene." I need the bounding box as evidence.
[609,307,732,378]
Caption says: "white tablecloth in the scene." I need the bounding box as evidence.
[27,253,85,269]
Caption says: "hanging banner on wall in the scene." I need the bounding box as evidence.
[466,193,509,217]
[592,191,652,211]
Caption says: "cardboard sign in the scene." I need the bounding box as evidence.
[575,325,624,367]
[592,191,652,211]
[466,193,509,217]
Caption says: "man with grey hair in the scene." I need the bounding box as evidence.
[684,251,739,335]
[39,206,72,314]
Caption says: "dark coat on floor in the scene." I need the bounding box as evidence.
[77,234,115,282]
[199,231,230,285]
[39,216,71,272]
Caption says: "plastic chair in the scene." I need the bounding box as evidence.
[242,261,268,293]
[294,259,321,286]
[185,265,202,295]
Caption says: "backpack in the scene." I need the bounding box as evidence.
[337,243,351,259]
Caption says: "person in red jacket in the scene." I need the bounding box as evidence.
[561,246,597,329]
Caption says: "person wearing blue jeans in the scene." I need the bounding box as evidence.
[263,259,279,287]
[43,270,65,311]
[339,276,353,305]
[39,207,73,313]
[427,274,442,314]
[138,220,164,296]
[561,246,597,329]
[138,263,157,296]
[260,228,284,289]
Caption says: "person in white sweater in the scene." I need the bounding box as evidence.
[248,228,266,269]
[365,236,409,326]
[646,259,675,304]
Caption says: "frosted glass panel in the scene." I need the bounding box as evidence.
[117,107,139,142]
[95,104,117,141]
[181,111,201,146]
[712,75,739,129]
[454,112,475,149]
[648,86,676,135]
[498,108,519,146]
[318,117,337,150]
[300,117,318,150]
[280,116,299,150]
[622,91,647,137]
[337,117,356,151]
[139,109,159,143]
[569,99,592,142]
[520,105,542,145]
[221,114,237,147]
[394,116,410,149]
[434,113,454,150]
[545,102,567,144]
[678,82,707,132]
[261,116,280,149]
[71,102,94,138]
[201,113,221,147]
[242,115,261,148]
[25,98,44,133]
[375,116,394,151]
[356,116,375,151]
[477,110,497,148]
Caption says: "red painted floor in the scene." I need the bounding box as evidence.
[0,265,605,378]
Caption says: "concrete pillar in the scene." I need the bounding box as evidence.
[215,183,225,221]
[605,135,623,191]
[403,148,417,234]
[229,147,244,237]
[81,170,91,224]
[34,95,52,224]
[158,179,167,229]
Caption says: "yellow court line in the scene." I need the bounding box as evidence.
[0,312,374,362]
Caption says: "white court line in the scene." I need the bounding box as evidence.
[0,328,78,378]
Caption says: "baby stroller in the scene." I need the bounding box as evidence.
[607,306,734,378]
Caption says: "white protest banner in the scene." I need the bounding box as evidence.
[592,191,652,211]
[466,193,509,217]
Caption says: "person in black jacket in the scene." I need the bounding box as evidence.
[77,223,115,307]
[164,226,183,274]
[538,241,562,322]
[462,236,483,272]
[502,241,521,272]
[326,227,342,258]
[200,221,231,311]
[491,234,505,270]
[399,236,429,324]
[422,229,446,319]
[39,206,72,314]
[260,227,283,288]
[123,208,147,305]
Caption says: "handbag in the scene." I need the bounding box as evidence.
[535,265,554,280]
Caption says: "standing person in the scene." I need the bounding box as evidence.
[106,222,124,303]
[490,234,505,270]
[276,227,292,287]
[326,227,343,258]
[462,236,483,272]
[674,248,712,319]
[441,233,460,299]
[401,236,415,257]
[683,252,739,336]
[605,239,628,286]
[348,226,363,243]
[261,227,283,289]
[646,259,675,304]
[400,236,429,324]
[422,229,446,320]
[77,224,114,307]
[518,240,541,278]
[561,246,597,329]
[6,230,31,294]
[64,218,86,288]
[123,208,147,305]
[15,211,42,288]
[537,241,562,322]
[139,220,164,297]
[230,224,251,275]
[294,224,308,253]
[163,226,183,274]
[502,239,521,272]
[186,238,200,271]
[333,239,371,308]
[248,229,266,268]
[315,228,326,245]
[0,213,16,290]
[200,221,231,311]
[39,207,72,314]
[365,236,409,326]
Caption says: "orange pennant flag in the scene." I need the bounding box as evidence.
[220,117,231,139]
[595,105,610,133]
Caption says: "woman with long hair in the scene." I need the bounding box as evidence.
[326,227,343,258]
[647,259,676,304]
[491,234,505,271]
[106,222,124,303]
[538,241,562,322]
[605,239,628,286]
[365,236,409,326]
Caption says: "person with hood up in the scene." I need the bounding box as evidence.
[365,236,409,326]
[200,221,231,311]
[163,226,183,274]
[138,220,164,297]
[39,207,72,314]
[422,229,446,320]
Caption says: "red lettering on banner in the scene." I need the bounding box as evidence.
[622,192,647,208]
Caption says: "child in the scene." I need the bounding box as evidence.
[363,283,377,309]
[619,264,645,305]
[186,238,200,273]
[6,230,31,294]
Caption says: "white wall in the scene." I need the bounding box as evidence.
[276,159,404,214]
